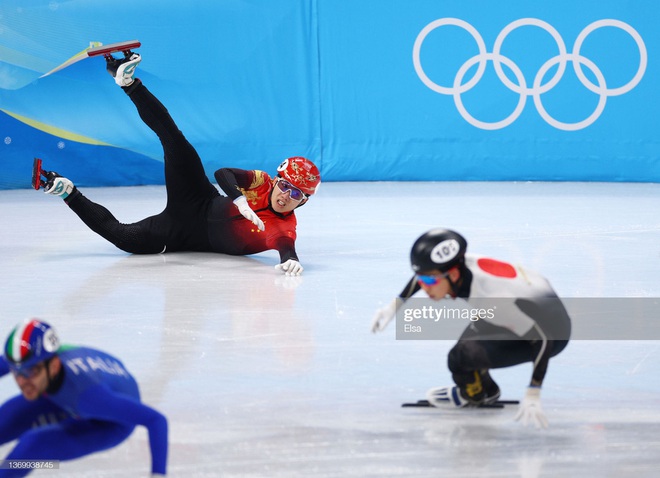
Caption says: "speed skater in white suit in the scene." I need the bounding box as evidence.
[371,229,571,429]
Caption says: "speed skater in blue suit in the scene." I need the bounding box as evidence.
[0,319,167,477]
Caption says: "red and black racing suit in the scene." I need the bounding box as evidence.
[63,80,298,263]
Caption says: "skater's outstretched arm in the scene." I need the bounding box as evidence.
[77,385,168,475]
[371,276,419,333]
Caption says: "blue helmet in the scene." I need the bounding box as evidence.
[4,319,60,372]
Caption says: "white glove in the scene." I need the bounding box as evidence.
[275,259,303,276]
[514,386,548,429]
[371,299,398,333]
[233,196,264,231]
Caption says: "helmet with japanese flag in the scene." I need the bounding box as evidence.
[276,157,321,196]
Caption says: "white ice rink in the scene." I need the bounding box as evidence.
[1,181,659,477]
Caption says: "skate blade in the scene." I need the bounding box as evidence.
[31,158,43,190]
[402,399,519,408]
[86,40,141,58]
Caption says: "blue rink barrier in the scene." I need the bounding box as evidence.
[0,0,657,189]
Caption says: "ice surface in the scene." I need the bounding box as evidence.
[0,181,659,477]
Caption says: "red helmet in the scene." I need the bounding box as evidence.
[276,157,321,196]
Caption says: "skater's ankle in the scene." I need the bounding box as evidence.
[63,187,81,204]
[122,78,142,95]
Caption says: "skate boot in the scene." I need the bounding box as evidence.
[428,370,501,408]
[480,370,501,405]
[106,51,141,87]
[460,369,501,405]
[426,385,470,408]
[43,171,75,199]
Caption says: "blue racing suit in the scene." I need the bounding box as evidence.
[0,346,167,476]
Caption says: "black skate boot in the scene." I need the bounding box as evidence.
[479,369,501,405]
[444,369,500,406]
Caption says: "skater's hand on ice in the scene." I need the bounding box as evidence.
[371,299,397,333]
[234,196,265,231]
[514,386,548,429]
[276,259,303,276]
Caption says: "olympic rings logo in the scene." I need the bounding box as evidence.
[412,18,647,130]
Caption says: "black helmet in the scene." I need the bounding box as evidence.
[410,229,467,273]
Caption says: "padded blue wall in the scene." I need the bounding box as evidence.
[0,0,657,189]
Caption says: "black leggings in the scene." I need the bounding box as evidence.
[66,81,219,253]
[447,298,571,387]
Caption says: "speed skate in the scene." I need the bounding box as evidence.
[86,40,141,60]
[39,40,141,78]
[402,399,519,409]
